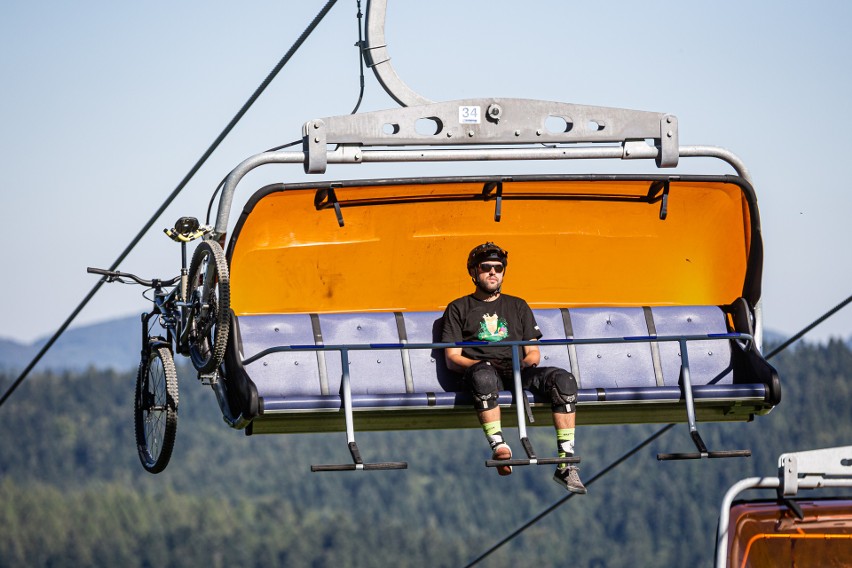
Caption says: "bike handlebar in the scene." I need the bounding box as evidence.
[87,267,179,288]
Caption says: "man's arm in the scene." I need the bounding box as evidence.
[519,298,542,369]
[447,344,540,372]
[442,301,480,373]
[521,343,541,369]
[445,347,480,374]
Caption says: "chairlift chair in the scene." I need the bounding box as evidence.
[179,0,780,471]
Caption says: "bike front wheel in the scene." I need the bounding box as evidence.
[187,240,230,373]
[135,343,178,474]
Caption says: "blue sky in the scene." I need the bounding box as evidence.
[1,1,850,344]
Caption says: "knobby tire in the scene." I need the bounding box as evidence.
[134,343,178,474]
[187,240,230,373]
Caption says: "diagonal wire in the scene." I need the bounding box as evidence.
[765,293,852,359]
[0,0,340,410]
[463,291,852,567]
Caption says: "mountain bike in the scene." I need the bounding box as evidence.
[88,217,230,473]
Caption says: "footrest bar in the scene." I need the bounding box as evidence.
[657,449,751,461]
[486,456,580,468]
[311,462,409,472]
[659,429,751,460]
[310,440,408,471]
[709,450,751,459]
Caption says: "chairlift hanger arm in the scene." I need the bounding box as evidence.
[356,1,675,167]
[363,0,432,107]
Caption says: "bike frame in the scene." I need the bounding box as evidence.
[140,239,195,358]
[140,281,181,356]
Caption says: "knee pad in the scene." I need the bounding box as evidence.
[547,368,578,413]
[465,361,501,410]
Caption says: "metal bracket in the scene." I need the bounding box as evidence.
[314,186,345,227]
[648,179,671,220]
[302,99,678,173]
[779,445,852,496]
[482,180,504,222]
[303,119,327,174]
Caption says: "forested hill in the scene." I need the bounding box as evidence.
[0,340,850,567]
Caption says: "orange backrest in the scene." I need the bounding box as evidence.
[227,176,759,316]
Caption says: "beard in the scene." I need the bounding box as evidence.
[475,274,502,295]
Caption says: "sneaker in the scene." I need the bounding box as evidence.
[491,443,513,476]
[553,465,587,494]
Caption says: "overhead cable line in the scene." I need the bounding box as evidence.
[463,292,852,567]
[765,293,852,359]
[349,0,367,115]
[0,0,340,410]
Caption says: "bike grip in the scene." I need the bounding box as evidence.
[87,267,112,276]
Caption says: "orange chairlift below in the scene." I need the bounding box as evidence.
[716,446,852,568]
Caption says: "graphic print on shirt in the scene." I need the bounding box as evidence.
[478,312,509,342]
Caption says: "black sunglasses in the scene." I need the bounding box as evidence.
[477,262,505,273]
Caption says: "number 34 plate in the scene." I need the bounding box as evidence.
[458,106,481,124]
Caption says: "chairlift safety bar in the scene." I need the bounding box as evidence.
[240,332,755,470]
[241,332,752,367]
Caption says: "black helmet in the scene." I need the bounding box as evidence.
[467,242,508,270]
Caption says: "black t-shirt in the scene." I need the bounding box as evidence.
[441,294,542,371]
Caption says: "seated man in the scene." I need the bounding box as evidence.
[442,242,586,494]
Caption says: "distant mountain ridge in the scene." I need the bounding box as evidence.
[0,315,844,373]
[0,316,141,373]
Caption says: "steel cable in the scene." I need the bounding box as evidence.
[765,294,852,359]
